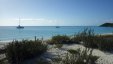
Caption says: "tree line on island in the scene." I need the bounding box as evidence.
[100,23,113,27]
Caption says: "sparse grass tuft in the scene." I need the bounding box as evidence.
[61,48,98,64]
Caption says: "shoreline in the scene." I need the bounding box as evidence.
[0,33,113,64]
[98,33,113,35]
[0,32,113,43]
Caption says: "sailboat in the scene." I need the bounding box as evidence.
[17,18,24,29]
[56,26,60,28]
[55,21,60,28]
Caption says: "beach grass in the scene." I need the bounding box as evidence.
[46,28,113,52]
[53,47,98,64]
[47,35,79,45]
[73,28,113,51]
[5,39,47,64]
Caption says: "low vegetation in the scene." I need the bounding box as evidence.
[5,39,47,64]
[36,58,51,64]
[96,35,113,51]
[53,48,98,64]
[0,48,6,54]
[46,28,113,52]
[74,28,113,51]
[47,35,79,44]
[73,28,98,48]
[55,44,63,48]
[51,35,71,44]
[47,28,113,52]
[100,23,113,27]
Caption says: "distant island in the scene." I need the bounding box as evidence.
[100,23,113,27]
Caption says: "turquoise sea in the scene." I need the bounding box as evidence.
[0,26,113,41]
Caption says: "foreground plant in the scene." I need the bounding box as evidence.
[6,39,47,64]
[74,28,98,48]
[73,28,113,52]
[56,48,99,64]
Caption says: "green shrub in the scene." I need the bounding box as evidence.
[37,58,51,64]
[67,49,80,54]
[0,48,6,54]
[53,48,98,64]
[74,28,98,48]
[74,28,113,51]
[6,39,47,64]
[0,58,7,64]
[55,44,63,48]
[51,35,70,44]
[48,35,78,44]
[97,35,113,51]
[61,48,99,64]
[0,59,5,64]
[46,39,54,44]
[49,29,113,52]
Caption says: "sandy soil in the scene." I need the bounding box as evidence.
[42,44,113,64]
[1,44,113,64]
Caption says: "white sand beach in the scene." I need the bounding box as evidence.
[41,44,113,64]
[1,42,113,64]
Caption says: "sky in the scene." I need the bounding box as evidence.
[0,0,113,26]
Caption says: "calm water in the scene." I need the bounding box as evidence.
[0,26,113,41]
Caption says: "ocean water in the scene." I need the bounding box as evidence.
[0,26,113,41]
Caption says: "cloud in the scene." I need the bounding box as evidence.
[0,18,59,26]
[104,19,113,23]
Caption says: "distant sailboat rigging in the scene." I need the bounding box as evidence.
[17,18,24,29]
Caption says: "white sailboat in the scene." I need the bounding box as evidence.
[17,18,24,29]
[56,21,60,28]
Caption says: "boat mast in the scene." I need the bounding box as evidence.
[19,18,20,26]
[17,17,24,29]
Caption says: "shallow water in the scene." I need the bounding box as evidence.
[0,26,113,41]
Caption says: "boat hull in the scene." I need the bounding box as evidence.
[17,26,24,29]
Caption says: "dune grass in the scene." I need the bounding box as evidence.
[5,39,47,64]
[47,35,79,45]
[53,48,98,64]
[74,28,113,51]
[47,28,113,51]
